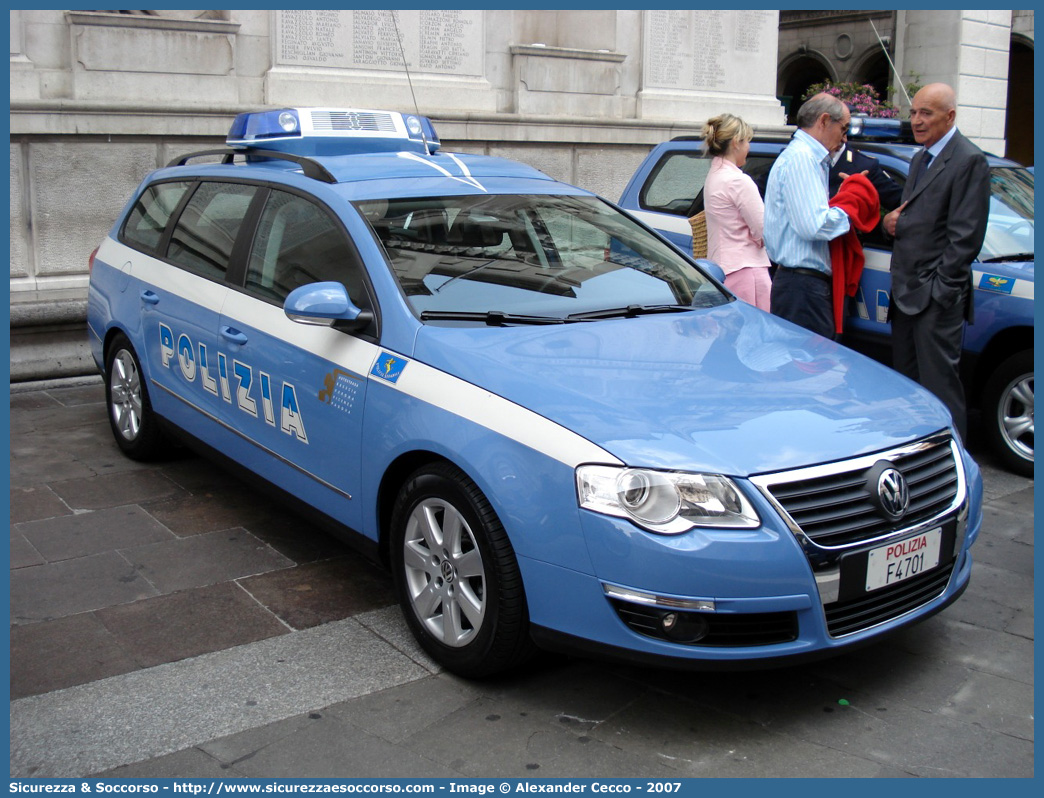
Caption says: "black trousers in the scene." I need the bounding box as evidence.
[890,299,967,439]
[769,267,834,340]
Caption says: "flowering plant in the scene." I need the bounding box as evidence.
[802,81,898,119]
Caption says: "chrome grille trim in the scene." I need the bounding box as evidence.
[750,432,966,555]
[750,433,968,635]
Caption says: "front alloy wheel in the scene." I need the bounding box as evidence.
[390,462,535,677]
[402,497,486,648]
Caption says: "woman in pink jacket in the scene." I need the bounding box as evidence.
[702,114,772,310]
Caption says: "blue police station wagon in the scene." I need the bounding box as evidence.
[619,119,1034,476]
[88,108,983,676]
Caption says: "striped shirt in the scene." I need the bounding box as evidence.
[764,129,851,275]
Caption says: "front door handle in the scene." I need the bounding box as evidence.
[220,326,248,346]
[140,290,159,305]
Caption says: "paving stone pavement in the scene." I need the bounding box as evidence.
[8,379,1034,778]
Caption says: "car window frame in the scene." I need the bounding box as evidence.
[116,175,382,342]
[637,148,708,217]
[118,178,197,259]
[160,179,265,285]
[232,182,382,342]
[638,146,782,219]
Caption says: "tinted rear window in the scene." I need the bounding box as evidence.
[121,181,192,254]
[166,182,257,281]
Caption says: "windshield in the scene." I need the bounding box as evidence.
[357,194,729,322]
[981,167,1034,262]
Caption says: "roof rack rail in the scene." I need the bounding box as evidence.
[166,147,337,184]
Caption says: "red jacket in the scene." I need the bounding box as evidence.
[829,174,881,333]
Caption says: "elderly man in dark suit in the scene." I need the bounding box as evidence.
[883,83,990,439]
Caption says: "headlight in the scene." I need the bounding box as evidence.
[576,465,759,534]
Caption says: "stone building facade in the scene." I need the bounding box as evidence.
[7,9,1032,380]
[9,9,789,379]
[777,9,1034,160]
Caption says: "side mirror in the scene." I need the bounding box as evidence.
[694,258,727,284]
[284,281,373,330]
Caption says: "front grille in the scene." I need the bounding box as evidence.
[764,438,959,548]
[824,561,954,636]
[309,110,398,132]
[610,599,798,646]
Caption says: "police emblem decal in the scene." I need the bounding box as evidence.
[370,352,408,383]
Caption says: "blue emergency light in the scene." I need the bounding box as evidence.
[847,116,911,141]
[227,107,441,156]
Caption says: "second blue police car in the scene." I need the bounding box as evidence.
[88,108,982,677]
[619,119,1034,476]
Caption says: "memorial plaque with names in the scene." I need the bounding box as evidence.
[275,9,483,77]
[642,10,777,96]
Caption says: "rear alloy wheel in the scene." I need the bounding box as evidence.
[391,462,535,677]
[982,350,1033,476]
[105,334,167,460]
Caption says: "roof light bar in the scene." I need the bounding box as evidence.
[227,107,441,156]
[848,116,907,141]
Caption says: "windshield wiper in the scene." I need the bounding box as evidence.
[566,304,693,321]
[433,259,498,293]
[981,253,1034,263]
[420,310,570,326]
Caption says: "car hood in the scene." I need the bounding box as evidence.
[412,302,952,476]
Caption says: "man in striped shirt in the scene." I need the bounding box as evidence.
[764,93,853,338]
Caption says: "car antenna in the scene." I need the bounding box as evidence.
[869,16,912,107]
[389,10,430,153]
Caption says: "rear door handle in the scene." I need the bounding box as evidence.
[140,290,159,305]
[220,326,248,346]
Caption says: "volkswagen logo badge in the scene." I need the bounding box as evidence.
[877,467,911,520]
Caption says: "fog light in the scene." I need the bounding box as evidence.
[660,611,710,643]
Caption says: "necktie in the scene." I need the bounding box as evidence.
[913,151,933,189]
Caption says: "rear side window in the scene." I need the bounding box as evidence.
[245,189,370,309]
[166,182,258,281]
[639,152,711,216]
[640,151,778,216]
[121,181,192,254]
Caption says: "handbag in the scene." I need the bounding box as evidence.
[689,210,708,259]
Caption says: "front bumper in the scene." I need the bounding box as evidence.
[521,433,982,666]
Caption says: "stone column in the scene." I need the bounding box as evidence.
[895,9,1011,154]
[638,10,784,126]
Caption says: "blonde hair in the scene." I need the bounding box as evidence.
[702,113,754,157]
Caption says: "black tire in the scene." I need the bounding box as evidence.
[981,350,1033,476]
[390,462,535,677]
[104,333,168,461]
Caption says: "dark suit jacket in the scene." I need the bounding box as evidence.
[890,130,990,320]
[829,146,903,209]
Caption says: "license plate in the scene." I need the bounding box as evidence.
[866,528,942,592]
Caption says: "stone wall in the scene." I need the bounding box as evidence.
[778,10,896,85]
[10,9,790,383]
[894,9,1013,155]
[10,9,785,310]
[10,9,1030,382]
